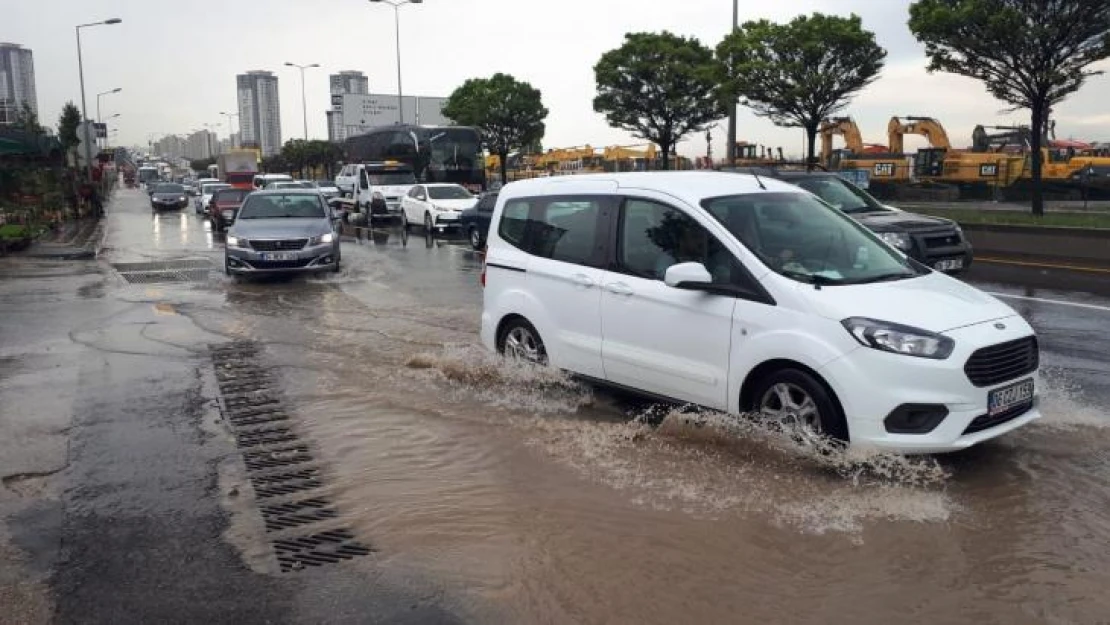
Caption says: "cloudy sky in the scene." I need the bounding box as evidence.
[6,0,1109,158]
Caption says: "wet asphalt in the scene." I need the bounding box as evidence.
[0,187,1108,623]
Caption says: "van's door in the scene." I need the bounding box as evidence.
[599,196,736,410]
[512,195,614,378]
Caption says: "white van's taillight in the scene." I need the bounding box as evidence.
[480,257,487,287]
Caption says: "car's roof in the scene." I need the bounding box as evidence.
[249,189,321,196]
[421,183,466,188]
[498,171,801,204]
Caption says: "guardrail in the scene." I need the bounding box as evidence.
[960,222,1110,267]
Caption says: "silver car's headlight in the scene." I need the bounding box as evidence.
[226,236,246,248]
[841,317,954,360]
[309,233,334,245]
[878,231,911,251]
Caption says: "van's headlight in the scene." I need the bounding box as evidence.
[226,235,245,248]
[309,233,334,245]
[841,317,954,359]
[878,232,911,251]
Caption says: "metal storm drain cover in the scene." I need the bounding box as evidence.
[209,341,372,572]
[112,260,213,284]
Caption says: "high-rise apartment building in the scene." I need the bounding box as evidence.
[0,43,37,126]
[327,71,369,142]
[236,70,282,156]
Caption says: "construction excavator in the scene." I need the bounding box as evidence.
[910,124,1025,188]
[733,141,785,166]
[818,117,909,184]
[604,143,658,172]
[887,116,951,153]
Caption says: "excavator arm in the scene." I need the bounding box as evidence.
[818,117,865,163]
[888,116,952,153]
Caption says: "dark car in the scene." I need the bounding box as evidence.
[458,191,499,250]
[209,188,252,232]
[150,183,188,212]
[725,167,973,274]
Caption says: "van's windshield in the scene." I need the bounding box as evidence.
[701,192,923,285]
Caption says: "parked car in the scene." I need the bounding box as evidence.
[197,183,231,214]
[459,191,499,250]
[480,172,1040,454]
[252,173,293,190]
[400,183,478,232]
[335,164,358,197]
[224,190,342,276]
[149,183,189,211]
[726,167,973,274]
[209,188,252,232]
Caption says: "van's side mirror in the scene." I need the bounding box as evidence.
[664,262,713,289]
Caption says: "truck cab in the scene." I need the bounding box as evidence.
[349,162,418,220]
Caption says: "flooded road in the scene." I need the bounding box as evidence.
[95,189,1110,623]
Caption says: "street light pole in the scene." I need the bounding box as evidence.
[76,18,122,182]
[726,0,738,166]
[284,62,320,140]
[369,0,423,125]
[220,111,240,149]
[96,87,121,149]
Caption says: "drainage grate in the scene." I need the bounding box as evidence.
[260,498,339,532]
[113,260,213,284]
[273,530,373,571]
[209,341,372,572]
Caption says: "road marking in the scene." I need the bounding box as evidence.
[976,256,1110,274]
[987,292,1110,313]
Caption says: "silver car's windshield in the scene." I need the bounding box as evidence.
[427,186,472,200]
[238,194,326,219]
[701,192,921,285]
[202,184,230,195]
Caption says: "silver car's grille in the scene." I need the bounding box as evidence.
[249,239,308,252]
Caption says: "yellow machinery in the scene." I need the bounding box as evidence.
[732,141,784,166]
[887,116,951,153]
[604,143,657,171]
[819,117,910,183]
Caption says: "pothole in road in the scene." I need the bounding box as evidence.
[209,340,372,572]
[112,259,213,284]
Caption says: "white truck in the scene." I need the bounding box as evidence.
[344,162,419,221]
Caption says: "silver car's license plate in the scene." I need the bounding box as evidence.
[934,258,964,271]
[988,378,1034,415]
[261,252,296,261]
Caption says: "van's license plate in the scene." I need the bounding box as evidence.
[934,258,964,271]
[988,378,1034,415]
[261,252,296,261]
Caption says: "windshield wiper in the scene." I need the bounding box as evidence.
[780,269,842,287]
[848,271,917,284]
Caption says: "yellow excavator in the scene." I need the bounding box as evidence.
[887,116,951,153]
[604,143,658,171]
[819,117,910,183]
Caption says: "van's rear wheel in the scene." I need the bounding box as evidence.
[751,368,848,442]
[497,318,547,365]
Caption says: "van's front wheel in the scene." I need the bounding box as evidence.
[497,318,547,365]
[751,368,848,442]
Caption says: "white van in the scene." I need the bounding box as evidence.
[480,172,1040,454]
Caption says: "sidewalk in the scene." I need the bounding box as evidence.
[21,217,103,260]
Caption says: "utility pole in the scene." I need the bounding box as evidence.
[726,0,738,167]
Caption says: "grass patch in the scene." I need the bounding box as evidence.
[0,224,30,240]
[911,208,1110,229]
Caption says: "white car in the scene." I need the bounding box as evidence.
[197,182,231,214]
[193,178,220,211]
[480,172,1041,454]
[335,164,358,197]
[400,184,478,232]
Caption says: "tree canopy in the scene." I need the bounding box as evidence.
[57,102,82,153]
[280,139,345,178]
[717,13,886,167]
[908,0,1110,215]
[593,31,722,170]
[443,73,548,184]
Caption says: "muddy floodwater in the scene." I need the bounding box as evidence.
[102,199,1110,624]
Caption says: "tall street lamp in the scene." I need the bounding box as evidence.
[726,0,738,166]
[220,111,240,148]
[369,0,422,125]
[284,62,320,140]
[96,87,121,125]
[76,18,122,181]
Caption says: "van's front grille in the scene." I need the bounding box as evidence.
[250,239,307,252]
[964,336,1039,387]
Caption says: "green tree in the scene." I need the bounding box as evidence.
[443,73,548,184]
[57,102,82,155]
[594,32,722,171]
[281,139,310,178]
[718,14,886,168]
[908,1,1110,216]
[12,102,45,135]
